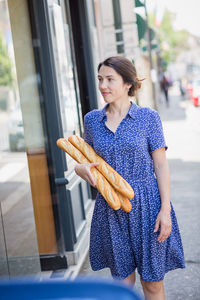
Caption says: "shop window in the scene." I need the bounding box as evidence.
[0,0,41,277]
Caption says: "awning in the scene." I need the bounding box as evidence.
[136,13,156,44]
[136,13,146,41]
[135,0,144,7]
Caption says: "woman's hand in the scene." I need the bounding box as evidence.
[75,163,99,187]
[154,208,172,243]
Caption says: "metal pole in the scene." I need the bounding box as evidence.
[144,0,157,110]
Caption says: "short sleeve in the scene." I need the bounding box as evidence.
[147,110,168,153]
[83,113,93,147]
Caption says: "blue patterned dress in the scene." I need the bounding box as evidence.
[84,101,185,282]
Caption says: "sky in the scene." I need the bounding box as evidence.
[146,0,200,37]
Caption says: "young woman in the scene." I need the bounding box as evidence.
[75,56,185,300]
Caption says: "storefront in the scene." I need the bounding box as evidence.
[0,0,101,277]
[0,0,141,278]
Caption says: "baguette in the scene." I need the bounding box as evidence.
[68,135,134,199]
[116,191,132,213]
[56,138,121,211]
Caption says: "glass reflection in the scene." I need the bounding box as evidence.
[0,0,40,277]
[48,1,81,138]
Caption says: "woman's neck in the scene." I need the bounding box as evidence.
[106,99,132,117]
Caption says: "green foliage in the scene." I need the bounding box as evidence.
[148,10,189,67]
[0,32,13,86]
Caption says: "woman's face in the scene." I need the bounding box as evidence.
[98,65,131,103]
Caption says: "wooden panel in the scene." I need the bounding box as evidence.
[27,149,57,254]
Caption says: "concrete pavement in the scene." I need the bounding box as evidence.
[79,85,200,299]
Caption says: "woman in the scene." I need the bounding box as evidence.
[75,56,185,300]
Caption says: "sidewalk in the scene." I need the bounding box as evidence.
[79,87,200,299]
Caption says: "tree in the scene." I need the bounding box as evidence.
[149,10,189,68]
[0,32,13,86]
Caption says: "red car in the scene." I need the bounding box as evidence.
[187,79,200,106]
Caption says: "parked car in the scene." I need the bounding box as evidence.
[8,103,25,151]
[192,79,200,106]
[187,79,200,107]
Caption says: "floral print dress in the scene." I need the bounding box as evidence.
[84,102,185,281]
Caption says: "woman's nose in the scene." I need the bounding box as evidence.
[100,80,107,89]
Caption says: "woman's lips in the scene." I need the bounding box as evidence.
[102,92,110,96]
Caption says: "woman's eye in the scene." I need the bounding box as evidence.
[108,78,112,82]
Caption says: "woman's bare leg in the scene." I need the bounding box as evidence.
[140,278,165,300]
[123,271,136,287]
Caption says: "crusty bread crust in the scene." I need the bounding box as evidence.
[57,138,121,210]
[68,135,134,199]
[116,191,132,213]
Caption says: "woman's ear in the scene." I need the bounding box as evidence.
[126,83,132,90]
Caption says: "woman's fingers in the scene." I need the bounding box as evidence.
[75,163,99,186]
[85,174,95,187]
[89,162,99,168]
[86,172,96,187]
[154,219,160,233]
[87,163,99,187]
[154,210,172,242]
[158,223,172,242]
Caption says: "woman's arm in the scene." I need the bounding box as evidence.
[152,147,172,242]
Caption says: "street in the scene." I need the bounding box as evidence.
[79,86,200,299]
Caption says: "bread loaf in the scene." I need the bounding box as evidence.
[68,135,134,199]
[116,191,132,213]
[57,138,121,210]
[57,138,88,164]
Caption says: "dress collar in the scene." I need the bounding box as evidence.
[99,101,139,122]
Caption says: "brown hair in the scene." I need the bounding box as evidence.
[98,56,143,97]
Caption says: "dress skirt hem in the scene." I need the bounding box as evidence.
[90,263,186,282]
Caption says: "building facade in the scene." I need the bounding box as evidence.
[0,0,152,278]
